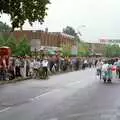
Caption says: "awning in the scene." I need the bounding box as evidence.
[48,50,56,55]
[89,52,102,56]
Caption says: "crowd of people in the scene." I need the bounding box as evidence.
[0,55,98,80]
[96,58,120,82]
[0,55,119,82]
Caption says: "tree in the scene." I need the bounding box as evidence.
[63,26,77,37]
[78,42,90,57]
[63,26,82,44]
[6,36,17,54]
[74,35,82,43]
[15,37,31,56]
[61,44,71,57]
[0,35,17,53]
[0,21,11,32]
[0,0,50,31]
[105,44,120,57]
[0,35,31,56]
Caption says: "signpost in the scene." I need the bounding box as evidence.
[30,39,41,52]
[71,45,78,56]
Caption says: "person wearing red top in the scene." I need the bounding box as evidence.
[0,56,7,80]
[112,64,117,79]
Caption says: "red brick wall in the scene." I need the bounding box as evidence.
[0,31,76,48]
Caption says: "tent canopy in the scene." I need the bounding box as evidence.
[48,49,56,55]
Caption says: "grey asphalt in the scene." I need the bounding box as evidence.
[0,68,120,120]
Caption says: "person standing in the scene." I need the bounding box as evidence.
[26,57,30,77]
[33,58,40,78]
[55,55,59,72]
[42,58,48,78]
[101,61,109,82]
[49,56,54,73]
[20,57,26,78]
[15,57,21,77]
[29,59,34,77]
[96,60,103,79]
[75,57,79,70]
[0,56,7,80]
[116,60,120,79]
[95,59,98,67]
[8,58,15,80]
[112,62,117,79]
[89,58,92,68]
[84,59,88,69]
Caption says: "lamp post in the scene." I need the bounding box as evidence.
[76,25,86,39]
[75,25,86,56]
[34,48,37,59]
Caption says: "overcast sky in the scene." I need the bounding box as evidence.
[0,0,120,42]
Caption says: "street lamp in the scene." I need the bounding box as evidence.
[77,25,86,37]
[76,25,86,56]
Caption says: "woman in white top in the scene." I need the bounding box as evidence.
[42,59,48,78]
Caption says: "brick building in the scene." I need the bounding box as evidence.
[0,31,107,55]
[86,42,106,55]
[1,31,76,52]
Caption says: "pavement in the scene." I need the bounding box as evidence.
[0,68,120,120]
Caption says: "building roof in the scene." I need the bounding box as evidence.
[50,32,75,39]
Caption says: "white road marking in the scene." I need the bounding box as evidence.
[29,89,61,101]
[0,107,11,113]
[29,79,95,102]
[67,81,81,86]
[48,118,58,120]
[67,109,116,118]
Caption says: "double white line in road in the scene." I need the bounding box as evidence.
[29,79,93,102]
[29,89,61,101]
[0,76,96,114]
[29,81,83,102]
[0,89,65,114]
[0,89,61,114]
[0,107,11,113]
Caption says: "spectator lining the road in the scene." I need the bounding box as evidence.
[42,58,48,78]
[0,56,99,80]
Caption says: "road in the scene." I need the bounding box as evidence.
[0,68,120,120]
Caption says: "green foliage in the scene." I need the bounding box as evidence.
[74,36,81,43]
[15,37,31,56]
[0,0,50,31]
[105,44,120,57]
[0,35,31,56]
[61,41,90,57]
[63,26,77,37]
[78,42,90,57]
[0,21,11,32]
[6,36,17,54]
[0,35,6,46]
[61,45,71,57]
[0,35,17,53]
